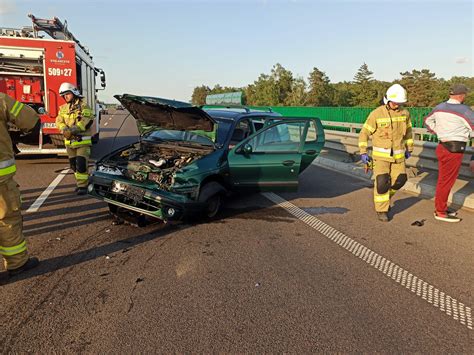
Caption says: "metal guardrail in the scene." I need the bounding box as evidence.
[322,121,473,179]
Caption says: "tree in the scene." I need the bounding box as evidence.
[270,63,294,105]
[331,81,355,106]
[398,69,438,106]
[246,73,279,106]
[191,85,211,105]
[307,67,333,106]
[351,63,378,106]
[353,62,373,84]
[285,77,307,106]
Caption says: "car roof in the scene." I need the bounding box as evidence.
[205,108,282,122]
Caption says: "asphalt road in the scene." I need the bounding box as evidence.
[1,110,473,352]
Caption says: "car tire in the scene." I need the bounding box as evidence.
[198,182,225,219]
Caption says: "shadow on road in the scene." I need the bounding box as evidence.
[20,183,76,195]
[23,212,110,237]
[23,201,106,222]
[2,224,175,285]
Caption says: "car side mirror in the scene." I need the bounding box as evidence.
[242,143,253,155]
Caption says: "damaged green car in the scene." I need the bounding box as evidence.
[88,94,325,225]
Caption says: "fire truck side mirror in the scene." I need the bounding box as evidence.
[100,72,106,88]
[95,68,106,89]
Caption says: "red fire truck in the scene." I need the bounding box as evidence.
[0,14,106,154]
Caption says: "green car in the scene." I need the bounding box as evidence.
[88,94,325,225]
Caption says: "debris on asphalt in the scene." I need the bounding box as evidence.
[105,229,111,233]
[99,273,110,277]
[255,282,261,287]
[105,255,111,260]
[112,219,124,226]
[411,219,426,227]
[136,277,144,283]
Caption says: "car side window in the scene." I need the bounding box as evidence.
[306,120,318,142]
[247,121,305,153]
[250,117,265,132]
[229,119,252,148]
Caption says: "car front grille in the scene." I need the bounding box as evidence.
[93,183,161,212]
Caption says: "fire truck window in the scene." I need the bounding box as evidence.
[76,60,82,91]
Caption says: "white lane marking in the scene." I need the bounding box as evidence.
[262,192,473,331]
[26,169,70,213]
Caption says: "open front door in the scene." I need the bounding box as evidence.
[228,120,309,192]
[300,118,325,172]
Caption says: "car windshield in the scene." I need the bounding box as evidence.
[144,129,215,146]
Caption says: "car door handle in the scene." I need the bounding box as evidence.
[305,149,317,155]
[282,160,295,166]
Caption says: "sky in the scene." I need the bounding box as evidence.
[1,0,473,103]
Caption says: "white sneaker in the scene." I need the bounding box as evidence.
[434,212,461,223]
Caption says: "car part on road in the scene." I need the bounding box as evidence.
[411,219,426,227]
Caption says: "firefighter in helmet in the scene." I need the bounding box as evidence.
[358,84,414,222]
[0,93,41,277]
[56,83,94,195]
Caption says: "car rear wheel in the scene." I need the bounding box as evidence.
[198,182,225,219]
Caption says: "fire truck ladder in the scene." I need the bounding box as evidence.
[28,14,90,55]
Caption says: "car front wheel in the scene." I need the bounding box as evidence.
[198,182,225,219]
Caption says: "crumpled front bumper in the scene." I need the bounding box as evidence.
[88,173,205,221]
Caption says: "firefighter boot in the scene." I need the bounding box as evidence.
[377,212,389,222]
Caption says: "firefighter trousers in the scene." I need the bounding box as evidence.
[67,145,91,188]
[0,177,29,270]
[373,159,407,212]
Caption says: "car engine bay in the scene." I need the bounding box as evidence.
[97,142,212,191]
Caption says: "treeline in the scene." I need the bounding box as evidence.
[191,63,474,107]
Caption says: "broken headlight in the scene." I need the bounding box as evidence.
[111,181,128,193]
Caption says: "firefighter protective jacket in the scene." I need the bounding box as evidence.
[0,93,39,183]
[359,104,414,163]
[56,99,94,147]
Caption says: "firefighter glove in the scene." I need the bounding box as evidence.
[361,153,371,164]
[405,151,411,159]
[70,125,81,135]
[63,127,73,140]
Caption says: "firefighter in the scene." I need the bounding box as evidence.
[358,84,414,222]
[0,93,41,276]
[56,83,94,195]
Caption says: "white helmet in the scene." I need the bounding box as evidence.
[383,84,407,104]
[59,82,83,97]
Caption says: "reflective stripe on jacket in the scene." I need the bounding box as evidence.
[0,158,16,176]
[64,136,92,147]
[358,105,414,163]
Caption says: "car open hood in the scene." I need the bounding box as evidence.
[114,94,216,135]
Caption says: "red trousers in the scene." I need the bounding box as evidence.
[435,144,464,213]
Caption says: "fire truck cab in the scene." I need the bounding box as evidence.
[0,14,106,154]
